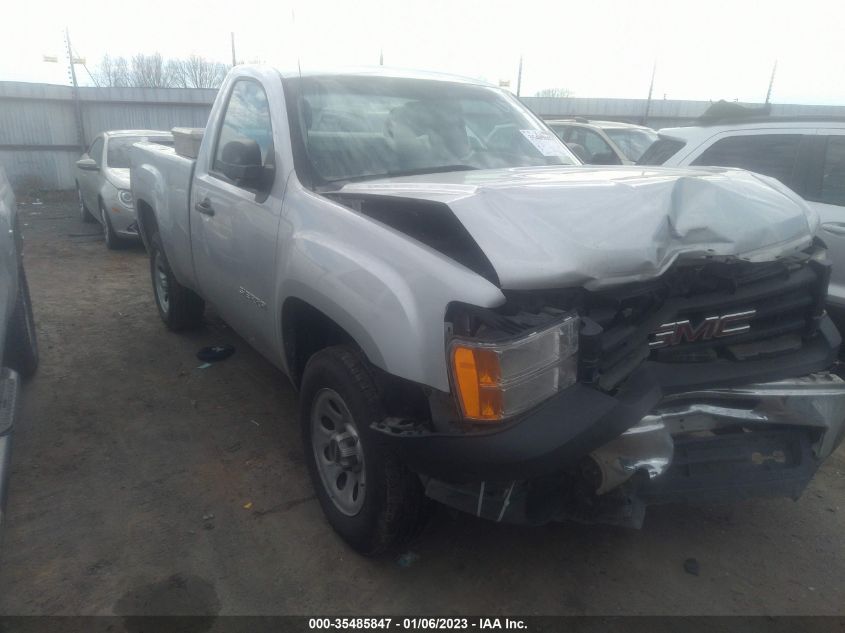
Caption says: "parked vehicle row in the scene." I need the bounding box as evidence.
[76,130,173,249]
[0,168,39,533]
[638,118,845,309]
[123,66,845,555]
[548,118,658,164]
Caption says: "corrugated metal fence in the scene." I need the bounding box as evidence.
[0,82,215,191]
[521,96,845,130]
[2,80,845,192]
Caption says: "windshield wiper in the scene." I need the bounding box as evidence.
[384,165,479,178]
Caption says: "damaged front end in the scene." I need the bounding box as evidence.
[373,243,845,527]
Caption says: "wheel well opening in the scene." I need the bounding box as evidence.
[282,298,354,388]
[282,298,432,422]
[135,199,158,250]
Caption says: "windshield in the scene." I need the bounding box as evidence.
[603,128,658,162]
[284,75,579,188]
[106,136,173,169]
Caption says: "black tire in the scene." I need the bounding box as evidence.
[100,200,127,250]
[149,231,205,331]
[300,345,430,555]
[5,266,39,379]
[77,185,95,223]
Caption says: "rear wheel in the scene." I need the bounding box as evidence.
[300,345,430,555]
[100,201,127,250]
[149,231,205,331]
[5,266,39,379]
[77,186,95,223]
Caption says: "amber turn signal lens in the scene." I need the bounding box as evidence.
[451,346,504,421]
[449,314,579,423]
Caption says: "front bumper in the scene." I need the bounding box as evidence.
[374,316,845,525]
[592,372,845,500]
[376,316,842,482]
[103,191,140,239]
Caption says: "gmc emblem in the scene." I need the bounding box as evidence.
[649,309,756,349]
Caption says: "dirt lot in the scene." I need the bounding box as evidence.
[0,195,844,617]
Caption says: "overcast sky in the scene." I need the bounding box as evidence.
[1,0,842,104]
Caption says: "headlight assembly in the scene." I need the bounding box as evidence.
[449,313,579,422]
[118,189,134,208]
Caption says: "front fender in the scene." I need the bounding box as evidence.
[278,184,504,392]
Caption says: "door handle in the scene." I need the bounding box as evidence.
[195,199,215,216]
[822,222,845,236]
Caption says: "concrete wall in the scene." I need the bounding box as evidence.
[2,79,845,191]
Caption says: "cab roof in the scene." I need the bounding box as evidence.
[103,129,173,138]
[273,65,495,87]
[546,118,653,131]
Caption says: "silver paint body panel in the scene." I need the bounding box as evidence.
[131,66,821,393]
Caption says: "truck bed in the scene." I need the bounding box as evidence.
[130,142,197,290]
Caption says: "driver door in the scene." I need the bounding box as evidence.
[190,78,284,352]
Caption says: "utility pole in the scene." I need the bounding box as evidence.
[642,60,656,126]
[516,55,523,97]
[765,60,777,105]
[231,32,237,66]
[379,48,383,66]
[64,28,86,150]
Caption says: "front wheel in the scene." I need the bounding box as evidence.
[148,231,205,331]
[100,201,127,250]
[300,345,430,555]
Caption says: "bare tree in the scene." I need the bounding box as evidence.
[534,87,573,98]
[127,53,177,88]
[170,55,229,89]
[94,54,129,87]
[93,53,228,88]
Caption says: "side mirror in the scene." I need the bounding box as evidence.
[219,139,265,186]
[76,157,99,172]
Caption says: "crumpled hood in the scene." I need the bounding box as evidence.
[338,165,819,290]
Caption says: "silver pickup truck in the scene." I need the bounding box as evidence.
[132,65,845,554]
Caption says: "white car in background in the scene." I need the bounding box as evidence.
[546,118,658,165]
[75,130,172,249]
[639,119,845,309]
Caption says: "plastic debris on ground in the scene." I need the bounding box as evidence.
[197,344,235,363]
[683,557,700,576]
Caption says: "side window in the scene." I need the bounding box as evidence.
[213,80,274,187]
[88,137,104,165]
[580,129,614,158]
[559,126,617,164]
[820,137,845,207]
[691,134,802,186]
[549,125,569,141]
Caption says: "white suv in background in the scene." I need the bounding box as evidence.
[640,119,845,309]
[546,118,658,165]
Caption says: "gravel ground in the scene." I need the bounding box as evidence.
[0,195,843,617]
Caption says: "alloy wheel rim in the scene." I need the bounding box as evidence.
[311,388,366,516]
